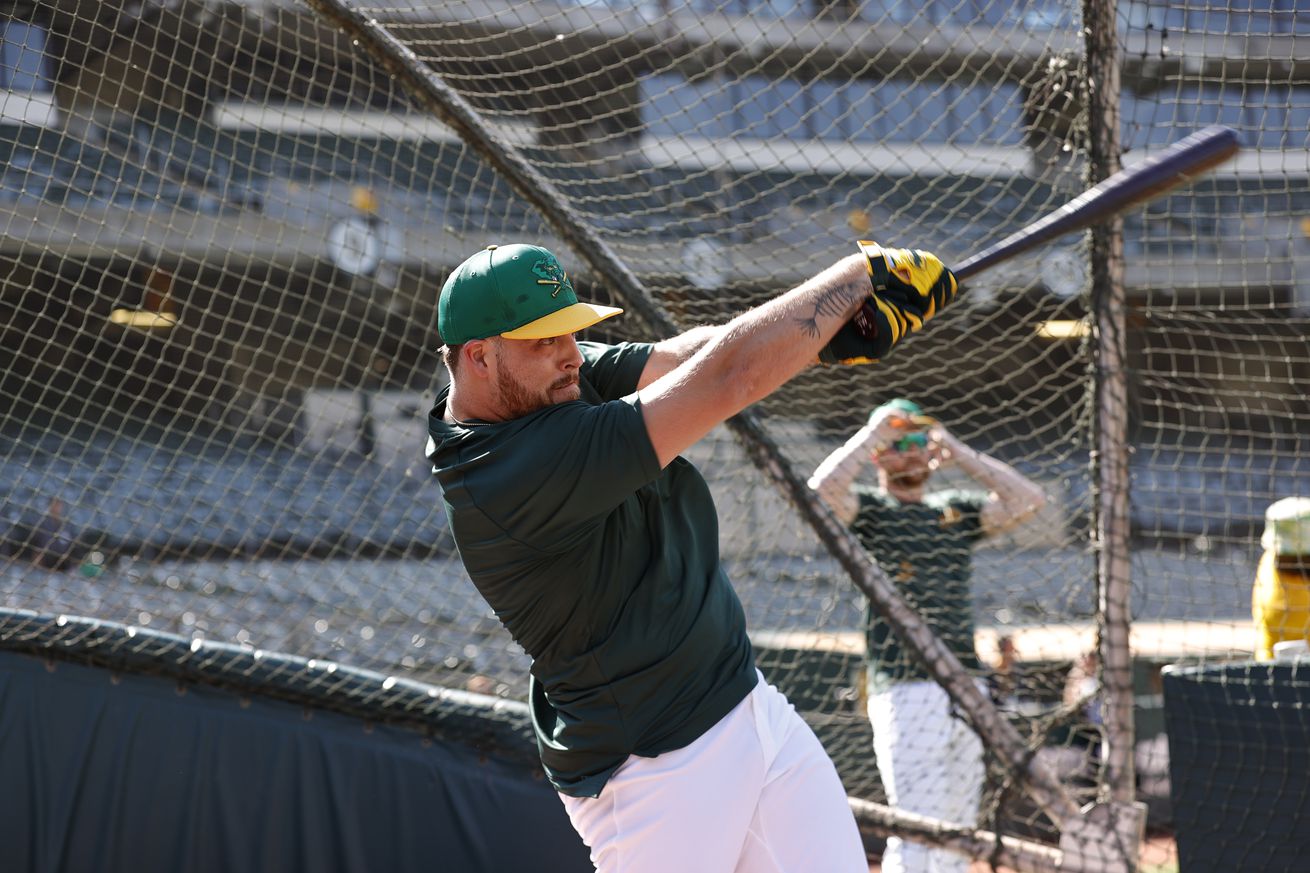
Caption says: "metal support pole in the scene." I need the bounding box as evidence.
[1077,0,1148,867]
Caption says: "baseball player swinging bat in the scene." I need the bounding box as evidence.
[952,124,1240,282]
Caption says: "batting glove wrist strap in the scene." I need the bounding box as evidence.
[818,241,959,365]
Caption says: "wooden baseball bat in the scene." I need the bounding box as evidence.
[952,125,1241,283]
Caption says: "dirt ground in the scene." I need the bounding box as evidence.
[866,832,1178,872]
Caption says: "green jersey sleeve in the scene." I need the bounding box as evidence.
[578,341,652,400]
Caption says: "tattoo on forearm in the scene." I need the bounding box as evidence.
[796,280,867,337]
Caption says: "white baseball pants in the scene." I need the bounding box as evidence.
[868,679,986,873]
[560,673,867,873]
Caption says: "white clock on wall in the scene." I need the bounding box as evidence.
[1041,247,1088,299]
[328,217,382,276]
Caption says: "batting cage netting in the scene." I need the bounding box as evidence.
[1,1,1308,870]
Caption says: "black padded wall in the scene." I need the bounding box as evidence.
[0,650,592,873]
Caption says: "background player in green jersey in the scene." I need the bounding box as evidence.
[808,398,1046,873]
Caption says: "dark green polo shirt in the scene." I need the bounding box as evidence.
[426,341,757,797]
[851,487,986,693]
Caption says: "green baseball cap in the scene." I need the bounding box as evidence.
[869,397,935,427]
[438,243,623,344]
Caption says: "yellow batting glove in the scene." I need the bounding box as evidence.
[819,241,959,365]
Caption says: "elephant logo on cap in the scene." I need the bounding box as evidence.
[532,257,573,298]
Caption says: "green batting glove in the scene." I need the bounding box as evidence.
[819,241,959,365]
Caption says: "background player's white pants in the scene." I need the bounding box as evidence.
[560,673,866,873]
[868,679,986,873]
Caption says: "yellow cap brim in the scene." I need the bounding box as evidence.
[500,302,623,339]
[888,413,937,429]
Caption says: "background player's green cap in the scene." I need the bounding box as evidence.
[438,243,622,344]
[869,397,935,427]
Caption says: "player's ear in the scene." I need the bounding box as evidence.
[464,338,493,375]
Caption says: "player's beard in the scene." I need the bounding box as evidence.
[496,364,580,419]
[886,464,931,490]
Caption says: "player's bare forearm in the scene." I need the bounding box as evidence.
[682,254,869,398]
[639,324,721,388]
[639,254,869,467]
[808,425,875,525]
[947,436,1047,534]
[719,253,871,382]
